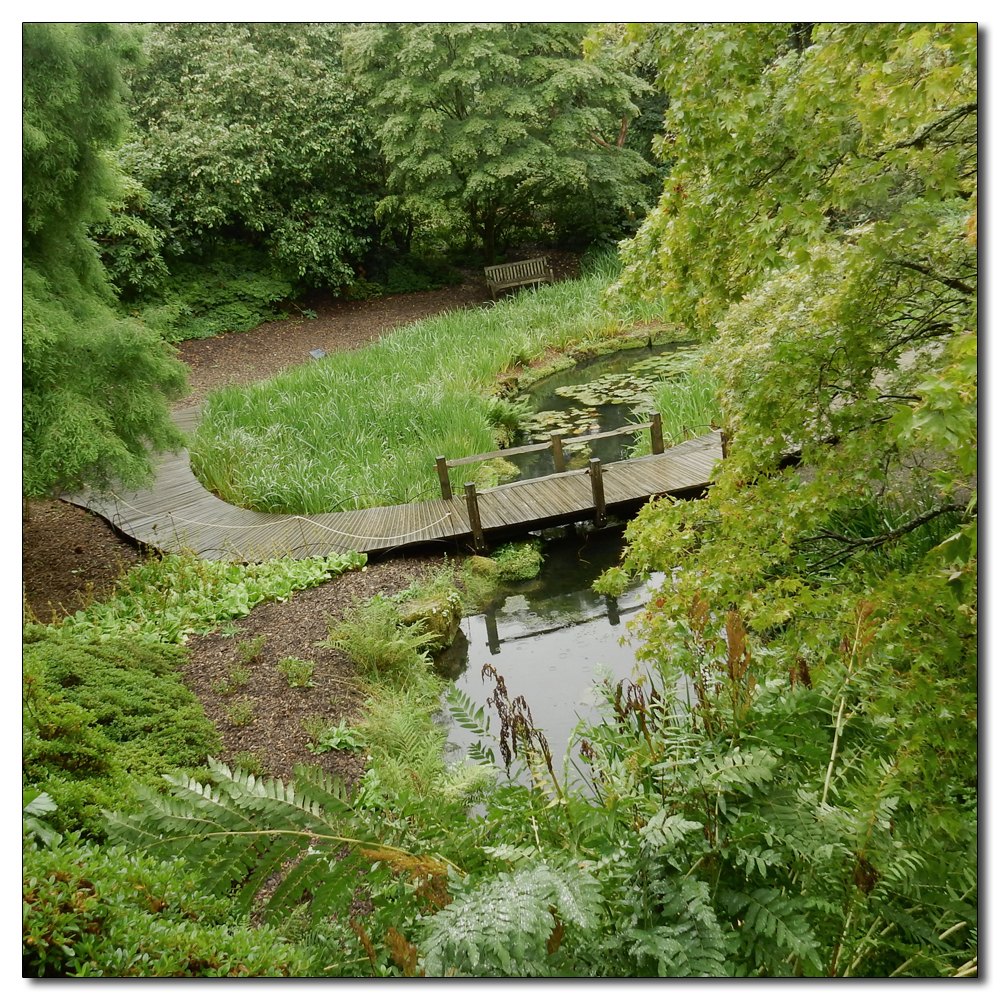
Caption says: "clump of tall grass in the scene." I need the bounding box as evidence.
[632,373,723,456]
[191,267,669,514]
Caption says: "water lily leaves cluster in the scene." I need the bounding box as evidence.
[553,347,704,408]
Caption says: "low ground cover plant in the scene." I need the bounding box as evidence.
[22,627,221,837]
[276,656,316,688]
[23,834,304,977]
[48,550,366,644]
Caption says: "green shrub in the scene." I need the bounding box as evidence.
[381,253,463,294]
[319,595,435,683]
[231,750,268,776]
[225,696,257,726]
[22,627,221,836]
[276,657,316,688]
[235,635,266,665]
[56,550,367,644]
[303,719,366,754]
[493,540,544,581]
[211,663,252,695]
[140,243,299,342]
[23,835,304,977]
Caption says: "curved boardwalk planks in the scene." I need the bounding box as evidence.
[63,407,723,563]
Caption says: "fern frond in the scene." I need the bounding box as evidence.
[104,760,374,924]
[616,875,732,977]
[639,809,704,852]
[444,683,494,741]
[720,886,824,974]
[417,861,603,977]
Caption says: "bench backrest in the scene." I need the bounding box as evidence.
[484,257,550,283]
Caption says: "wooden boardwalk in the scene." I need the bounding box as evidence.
[63,407,722,562]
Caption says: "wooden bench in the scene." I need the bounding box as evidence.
[484,256,554,297]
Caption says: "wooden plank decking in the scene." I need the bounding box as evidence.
[63,407,722,562]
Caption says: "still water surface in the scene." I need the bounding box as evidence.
[438,525,669,777]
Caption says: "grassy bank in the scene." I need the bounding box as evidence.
[190,258,668,514]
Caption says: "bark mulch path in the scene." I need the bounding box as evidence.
[22,251,580,784]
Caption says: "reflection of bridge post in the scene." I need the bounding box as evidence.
[605,594,620,626]
[484,607,501,655]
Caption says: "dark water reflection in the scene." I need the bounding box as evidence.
[438,524,681,781]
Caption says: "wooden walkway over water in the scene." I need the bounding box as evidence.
[63,407,722,562]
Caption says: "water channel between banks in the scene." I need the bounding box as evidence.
[437,342,704,781]
[437,522,690,784]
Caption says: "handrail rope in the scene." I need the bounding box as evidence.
[106,491,455,544]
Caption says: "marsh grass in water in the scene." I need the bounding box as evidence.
[191,262,668,514]
[631,373,723,455]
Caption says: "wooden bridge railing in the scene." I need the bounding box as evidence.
[434,412,665,501]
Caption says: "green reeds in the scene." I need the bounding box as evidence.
[190,268,668,514]
[631,373,723,456]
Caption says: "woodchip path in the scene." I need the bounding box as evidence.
[63,407,722,562]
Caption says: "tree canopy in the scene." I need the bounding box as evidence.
[343,22,655,262]
[118,22,382,288]
[22,22,187,499]
[593,22,977,974]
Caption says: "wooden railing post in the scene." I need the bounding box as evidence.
[484,608,501,655]
[650,412,664,454]
[550,433,565,473]
[721,429,730,460]
[588,458,607,528]
[436,456,452,500]
[464,482,487,552]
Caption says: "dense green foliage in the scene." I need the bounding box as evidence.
[22,627,221,837]
[22,22,188,498]
[190,257,664,513]
[49,549,366,644]
[23,21,976,979]
[112,24,381,293]
[343,22,655,262]
[24,835,304,976]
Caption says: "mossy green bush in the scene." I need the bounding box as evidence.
[23,835,304,977]
[492,540,544,581]
[22,626,221,836]
[138,244,298,342]
[398,590,463,654]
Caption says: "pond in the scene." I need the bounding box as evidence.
[437,523,690,784]
[502,339,700,481]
